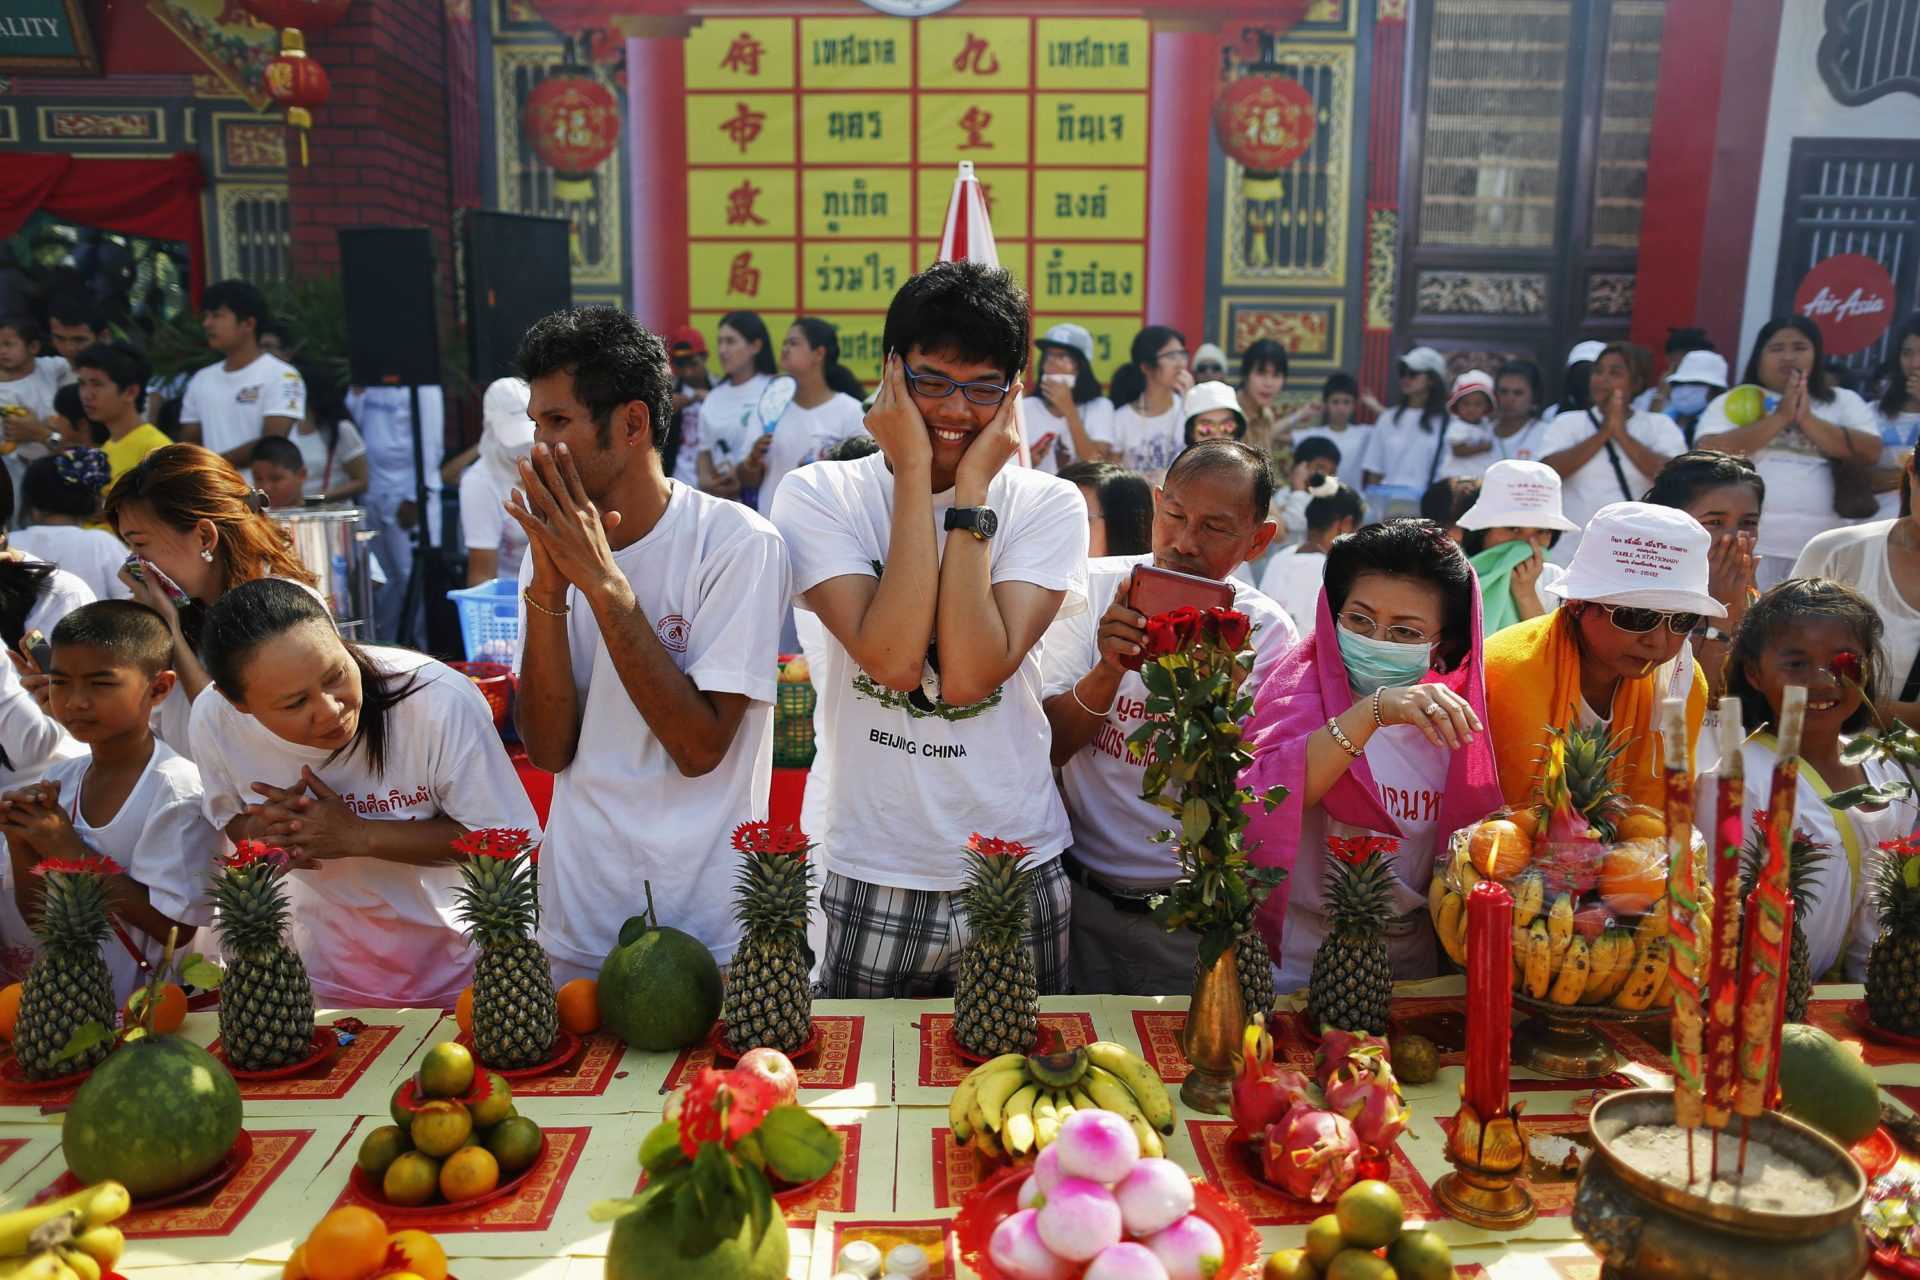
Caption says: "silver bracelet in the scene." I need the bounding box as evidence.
[1071,676,1119,718]
[1327,716,1363,758]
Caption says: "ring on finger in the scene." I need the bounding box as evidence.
[1423,701,1445,716]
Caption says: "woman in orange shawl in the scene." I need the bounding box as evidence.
[1484,501,1720,812]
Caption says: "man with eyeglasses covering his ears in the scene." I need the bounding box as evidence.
[771,260,1089,999]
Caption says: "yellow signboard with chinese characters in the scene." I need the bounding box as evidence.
[802,94,913,165]
[688,169,796,240]
[686,93,795,165]
[685,21,796,90]
[799,17,911,89]
[917,18,1031,90]
[919,93,1031,166]
[915,167,1028,242]
[804,169,911,239]
[690,242,797,313]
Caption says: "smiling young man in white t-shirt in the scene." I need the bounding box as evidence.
[178,280,304,468]
[509,307,790,984]
[1041,440,1297,994]
[772,260,1088,999]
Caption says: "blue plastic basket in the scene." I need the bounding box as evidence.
[447,579,522,663]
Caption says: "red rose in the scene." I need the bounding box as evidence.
[1832,651,1863,684]
[1142,613,1180,659]
[1163,606,1204,649]
[1208,607,1251,652]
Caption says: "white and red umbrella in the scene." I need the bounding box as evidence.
[933,161,1028,465]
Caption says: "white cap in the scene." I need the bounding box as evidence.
[1458,460,1579,533]
[1566,340,1606,367]
[481,377,534,450]
[1192,342,1228,371]
[1400,346,1447,378]
[1182,378,1245,428]
[1447,368,1495,411]
[1036,322,1094,366]
[1549,501,1726,616]
[1670,349,1729,388]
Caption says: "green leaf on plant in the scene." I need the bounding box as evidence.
[639,1118,685,1176]
[53,1022,109,1064]
[1181,797,1212,844]
[742,1159,775,1240]
[1841,736,1881,765]
[1262,785,1289,812]
[1829,781,1910,810]
[180,957,224,990]
[757,1104,841,1184]
[589,1195,646,1223]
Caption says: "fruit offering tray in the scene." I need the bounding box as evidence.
[656,1000,896,1110]
[897,997,1119,1104]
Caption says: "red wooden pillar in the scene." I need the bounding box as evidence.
[624,31,689,333]
[1147,27,1215,342]
[1358,1,1407,400]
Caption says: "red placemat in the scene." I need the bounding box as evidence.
[0,1137,27,1168]
[94,1129,314,1238]
[207,1025,399,1101]
[494,1031,625,1098]
[1434,1112,1594,1217]
[0,1058,88,1109]
[916,1012,1096,1089]
[1132,1008,1318,1084]
[663,1015,864,1095]
[1807,999,1920,1069]
[635,1124,861,1228]
[930,1125,1009,1210]
[1184,1119,1439,1227]
[830,1219,953,1280]
[1385,996,1469,1067]
[332,1126,589,1232]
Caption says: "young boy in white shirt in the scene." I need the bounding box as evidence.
[1,602,223,1001]
[772,260,1089,998]
[0,318,67,498]
[510,307,790,984]
[178,280,305,468]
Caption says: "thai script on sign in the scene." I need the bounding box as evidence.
[812,34,898,67]
[1044,248,1134,299]
[1054,184,1108,221]
[821,178,889,220]
[1056,103,1126,144]
[1046,37,1131,69]
[815,251,899,296]
[828,110,883,142]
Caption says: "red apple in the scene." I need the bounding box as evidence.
[735,1047,799,1106]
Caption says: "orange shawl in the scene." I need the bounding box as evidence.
[1482,612,1707,813]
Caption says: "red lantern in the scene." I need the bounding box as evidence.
[522,71,621,203]
[1212,72,1316,176]
[241,0,351,34]
[262,29,330,166]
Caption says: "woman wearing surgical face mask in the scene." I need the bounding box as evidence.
[458,378,534,585]
[1240,520,1504,993]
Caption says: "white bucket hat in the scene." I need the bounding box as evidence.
[1192,342,1229,374]
[1400,346,1447,378]
[1669,349,1729,389]
[1457,460,1579,533]
[1447,368,1495,411]
[1036,322,1095,366]
[1182,378,1245,428]
[1547,501,1726,617]
[480,376,534,488]
[1566,340,1606,367]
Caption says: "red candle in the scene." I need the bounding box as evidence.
[1465,879,1514,1120]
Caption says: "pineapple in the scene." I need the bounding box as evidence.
[1867,840,1920,1035]
[1539,725,1632,842]
[211,842,316,1071]
[1307,838,1396,1035]
[452,829,558,1070]
[1201,916,1276,1020]
[954,834,1041,1056]
[721,821,815,1054]
[1740,821,1828,1025]
[16,857,118,1079]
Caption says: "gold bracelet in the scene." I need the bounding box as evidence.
[523,589,570,618]
[1326,715,1363,759]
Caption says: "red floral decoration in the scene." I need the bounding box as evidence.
[1213,72,1317,175]
[240,0,351,32]
[522,69,621,203]
[1880,834,1920,862]
[261,29,330,167]
[32,855,123,879]
[452,827,536,860]
[1327,835,1399,866]
[1832,650,1864,684]
[677,1067,778,1157]
[226,840,288,871]
[1208,607,1252,651]
[966,834,1034,860]
[731,821,810,857]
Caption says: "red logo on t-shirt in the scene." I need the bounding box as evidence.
[1794,253,1896,355]
[657,614,691,652]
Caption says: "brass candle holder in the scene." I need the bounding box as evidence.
[1434,1095,1537,1229]
[1179,941,1246,1114]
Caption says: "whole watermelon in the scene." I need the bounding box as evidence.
[1776,1023,1880,1145]
[598,913,722,1051]
[606,1195,787,1280]
[63,1035,244,1196]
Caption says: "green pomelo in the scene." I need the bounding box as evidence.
[606,1197,788,1280]
[598,915,722,1052]
[63,1036,243,1197]
[1777,1022,1881,1144]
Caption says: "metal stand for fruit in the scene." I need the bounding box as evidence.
[1513,995,1660,1080]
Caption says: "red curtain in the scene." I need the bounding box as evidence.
[0,151,208,303]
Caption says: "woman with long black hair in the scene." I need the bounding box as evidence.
[758,317,868,516]
[191,577,535,1007]
[1101,325,1191,481]
[0,462,94,652]
[696,310,777,502]
[1870,313,1920,519]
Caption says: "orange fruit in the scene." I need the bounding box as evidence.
[383,1151,441,1207]
[1468,819,1533,880]
[1600,843,1666,916]
[124,982,188,1035]
[556,978,600,1035]
[386,1228,449,1280]
[1507,807,1541,842]
[409,1099,472,1157]
[439,1145,500,1202]
[0,982,21,1041]
[282,1243,310,1280]
[302,1205,389,1280]
[1615,807,1668,842]
[454,986,474,1038]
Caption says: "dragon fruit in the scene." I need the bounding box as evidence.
[1536,801,1606,897]
[1261,1105,1362,1203]
[1232,1019,1313,1142]
[1322,1048,1410,1155]
[1314,1028,1391,1089]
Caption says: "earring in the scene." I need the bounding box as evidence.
[200,548,214,563]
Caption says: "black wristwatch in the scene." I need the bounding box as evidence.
[944,507,999,541]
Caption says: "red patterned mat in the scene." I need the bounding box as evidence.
[665,1016,864,1095]
[637,1124,862,1228]
[209,1025,399,1101]
[1184,1120,1438,1227]
[100,1130,313,1238]
[493,1031,626,1098]
[916,1013,1097,1089]
[332,1126,588,1232]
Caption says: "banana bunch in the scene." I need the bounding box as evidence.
[0,1181,129,1280]
[948,1043,1175,1161]
[1520,895,1673,1010]
[1430,846,1500,967]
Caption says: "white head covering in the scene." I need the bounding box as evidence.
[1182,378,1245,430]
[1546,501,1725,616]
[480,377,534,489]
[1457,460,1579,533]
[1670,350,1730,389]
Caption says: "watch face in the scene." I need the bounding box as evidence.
[976,508,999,539]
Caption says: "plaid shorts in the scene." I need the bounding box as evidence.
[817,858,1071,999]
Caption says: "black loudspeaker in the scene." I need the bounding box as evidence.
[339,226,442,388]
[466,212,572,385]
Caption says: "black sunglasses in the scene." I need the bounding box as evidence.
[1600,604,1701,636]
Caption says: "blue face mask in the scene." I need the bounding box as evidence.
[1666,384,1711,418]
[1336,626,1436,695]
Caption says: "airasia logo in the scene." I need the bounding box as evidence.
[1793,253,1897,355]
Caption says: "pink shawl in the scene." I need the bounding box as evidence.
[1239,582,1503,954]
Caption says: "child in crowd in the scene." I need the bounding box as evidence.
[0,319,65,497]
[1021,324,1113,475]
[1101,326,1190,481]
[11,451,131,602]
[1723,578,1916,982]
[1455,459,1576,633]
[1643,450,1761,701]
[1439,369,1497,479]
[249,436,310,510]
[1271,435,1341,548]
[1362,346,1450,514]
[1419,475,1480,544]
[1287,372,1374,495]
[2,602,222,1001]
[1058,461,1152,559]
[71,344,169,482]
[1182,379,1246,447]
[1538,342,1686,563]
[1872,314,1920,519]
[280,366,367,506]
[1258,477,1363,636]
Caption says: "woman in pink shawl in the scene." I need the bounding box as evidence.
[1241,519,1505,994]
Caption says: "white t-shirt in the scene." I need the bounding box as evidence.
[189,647,537,1007]
[1290,424,1373,494]
[31,742,225,1001]
[1535,409,1688,562]
[1361,407,1451,494]
[0,358,67,495]
[699,374,772,477]
[772,452,1089,889]
[1793,519,1920,705]
[1484,417,1552,465]
[0,660,84,981]
[758,393,866,517]
[1695,385,1879,559]
[458,464,528,581]
[10,526,130,604]
[180,353,305,457]
[1258,544,1328,637]
[1040,555,1296,884]
[291,420,367,499]
[1874,404,1920,520]
[1437,419,1494,480]
[16,559,96,640]
[1021,393,1115,476]
[514,481,788,969]
[1095,398,1183,481]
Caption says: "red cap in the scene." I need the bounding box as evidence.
[667,326,707,357]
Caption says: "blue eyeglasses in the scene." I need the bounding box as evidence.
[903,365,1011,407]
